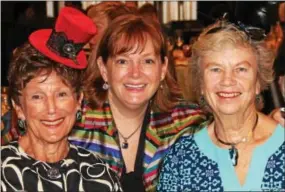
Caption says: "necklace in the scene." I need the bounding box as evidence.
[46,144,70,179]
[214,114,259,166]
[47,167,61,179]
[117,123,142,149]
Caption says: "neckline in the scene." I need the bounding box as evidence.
[196,124,284,156]
[121,106,150,175]
[214,113,259,147]
[194,124,284,190]
[16,141,72,166]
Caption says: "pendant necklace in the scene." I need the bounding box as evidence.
[46,144,69,179]
[47,167,61,179]
[117,123,142,149]
[214,114,259,166]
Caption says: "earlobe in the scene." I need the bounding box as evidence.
[77,92,84,110]
[255,81,261,95]
[97,57,108,82]
[161,57,168,80]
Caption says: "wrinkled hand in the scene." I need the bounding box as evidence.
[270,107,285,127]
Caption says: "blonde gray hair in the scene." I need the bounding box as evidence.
[190,20,275,111]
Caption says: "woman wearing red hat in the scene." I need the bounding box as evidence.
[1,7,122,192]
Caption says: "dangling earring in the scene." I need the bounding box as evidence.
[76,110,82,121]
[199,95,207,107]
[18,119,26,131]
[102,82,109,90]
[255,94,261,102]
[255,94,264,109]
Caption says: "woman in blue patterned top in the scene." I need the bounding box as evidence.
[157,19,285,191]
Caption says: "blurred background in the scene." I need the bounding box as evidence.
[1,1,284,118]
[1,1,284,144]
[1,1,282,85]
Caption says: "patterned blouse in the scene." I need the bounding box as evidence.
[157,124,285,191]
[1,141,122,192]
[68,101,206,191]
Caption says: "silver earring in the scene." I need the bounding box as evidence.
[76,110,82,121]
[102,82,109,90]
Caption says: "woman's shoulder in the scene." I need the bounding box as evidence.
[68,143,122,191]
[254,113,284,153]
[257,113,282,139]
[69,144,104,162]
[1,140,18,147]
[167,134,196,156]
[1,140,19,153]
[259,112,280,126]
[75,101,111,127]
[152,101,206,137]
[1,141,24,163]
[170,101,205,120]
[153,100,201,115]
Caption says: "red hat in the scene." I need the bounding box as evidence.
[29,7,97,69]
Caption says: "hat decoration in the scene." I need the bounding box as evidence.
[205,12,267,41]
[46,30,85,65]
[29,7,97,69]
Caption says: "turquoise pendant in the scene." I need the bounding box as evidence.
[229,145,238,166]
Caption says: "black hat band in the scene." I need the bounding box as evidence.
[46,30,85,64]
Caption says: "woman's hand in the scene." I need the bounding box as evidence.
[269,107,285,126]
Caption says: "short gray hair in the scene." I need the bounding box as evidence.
[190,20,275,112]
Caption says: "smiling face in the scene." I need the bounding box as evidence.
[98,38,168,110]
[13,71,83,144]
[201,45,260,115]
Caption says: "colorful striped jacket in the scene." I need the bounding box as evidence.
[68,101,206,191]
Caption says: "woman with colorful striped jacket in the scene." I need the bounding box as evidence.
[68,14,206,192]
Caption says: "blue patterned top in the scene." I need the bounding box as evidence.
[157,124,285,192]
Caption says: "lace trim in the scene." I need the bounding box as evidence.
[46,30,85,64]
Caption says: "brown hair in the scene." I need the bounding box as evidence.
[84,14,182,111]
[138,3,159,24]
[85,2,138,98]
[8,43,83,106]
[87,2,137,24]
[191,20,275,112]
